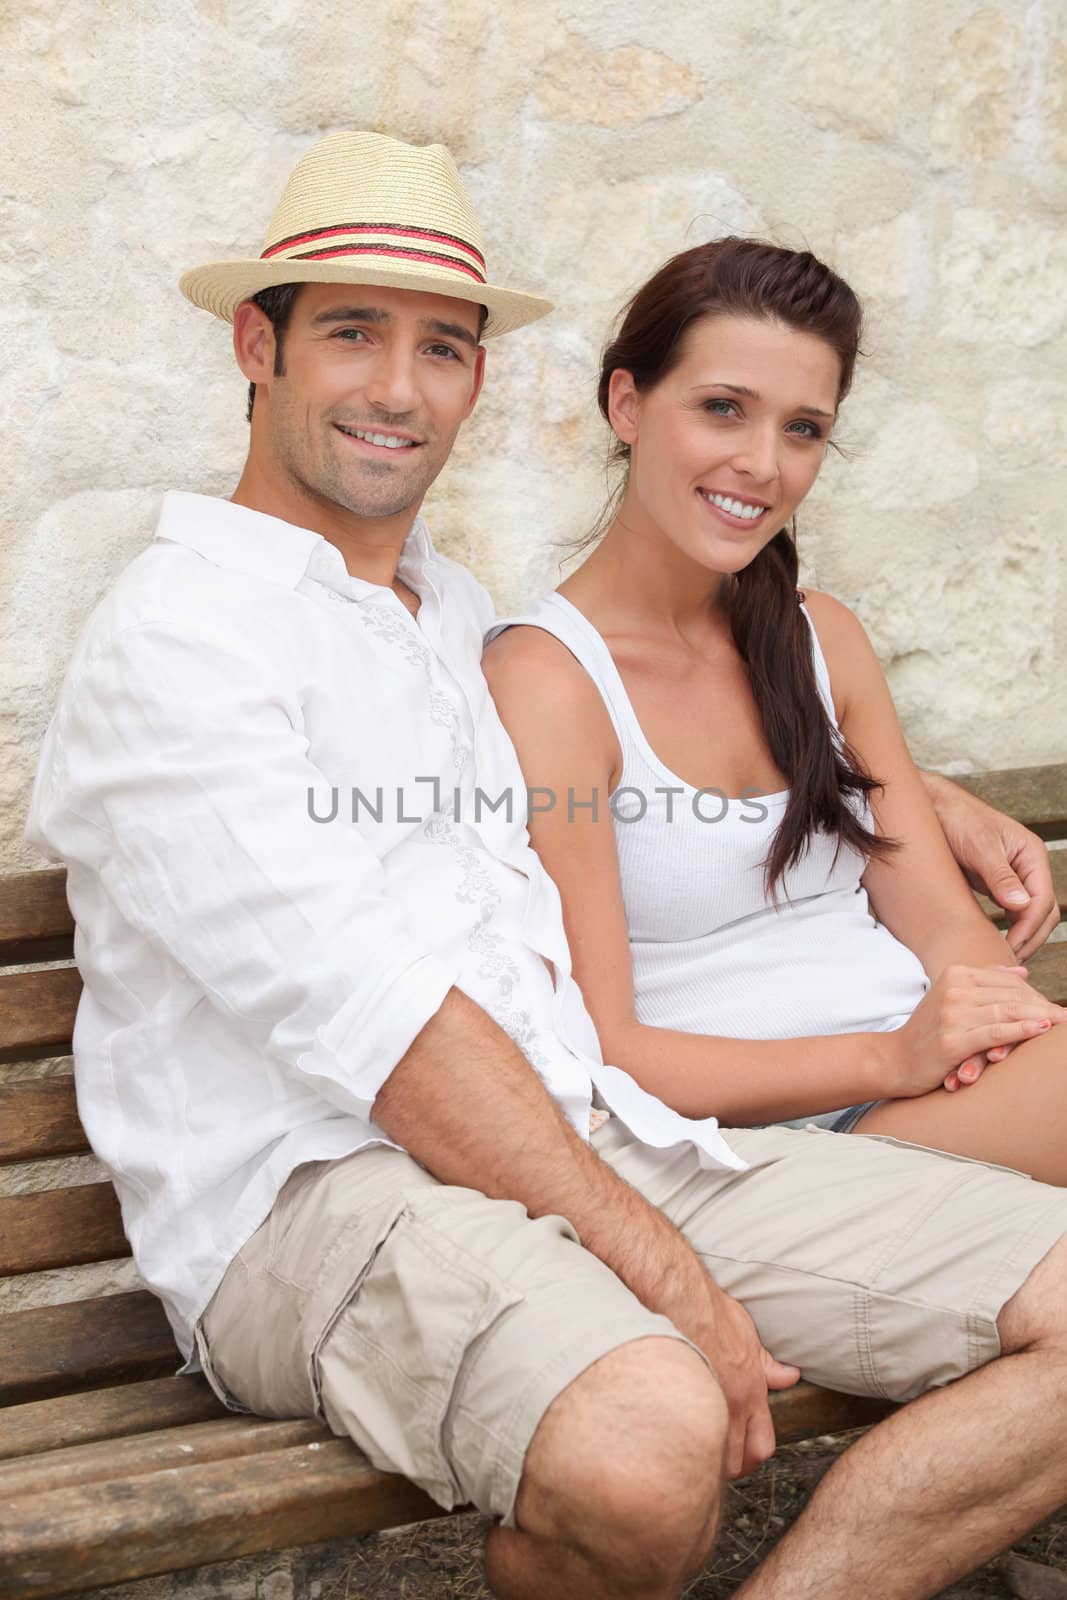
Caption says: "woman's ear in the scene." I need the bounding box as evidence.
[606,368,640,446]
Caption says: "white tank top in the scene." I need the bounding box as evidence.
[488,593,929,1042]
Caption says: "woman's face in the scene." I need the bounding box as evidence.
[609,313,842,577]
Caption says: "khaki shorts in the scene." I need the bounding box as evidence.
[195,1120,1067,1526]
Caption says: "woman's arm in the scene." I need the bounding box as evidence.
[803,592,1015,981]
[482,624,1045,1123]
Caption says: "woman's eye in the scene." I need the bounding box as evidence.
[787,420,825,440]
[704,398,736,416]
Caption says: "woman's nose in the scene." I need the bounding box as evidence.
[731,426,779,486]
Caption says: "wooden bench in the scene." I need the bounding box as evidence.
[2,762,1065,1598]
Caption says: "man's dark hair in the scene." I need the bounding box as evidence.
[245,283,305,422]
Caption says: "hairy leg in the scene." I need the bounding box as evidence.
[853,1026,1067,1183]
[735,1234,1067,1600]
[484,1337,727,1600]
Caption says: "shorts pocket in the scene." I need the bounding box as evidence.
[193,1311,257,1416]
[310,1196,524,1509]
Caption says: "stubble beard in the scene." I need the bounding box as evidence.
[281,420,443,522]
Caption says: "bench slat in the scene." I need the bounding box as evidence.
[0,1382,892,1599]
[0,1436,445,1600]
[955,765,1067,840]
[0,1077,87,1166]
[769,1380,893,1442]
[0,871,74,968]
[1027,941,1067,1005]
[0,1378,224,1461]
[0,1293,178,1409]
[1,932,1058,1176]
[0,969,81,1065]
[0,1415,331,1499]
[0,1184,129,1276]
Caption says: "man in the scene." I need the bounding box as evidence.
[26,131,1067,1600]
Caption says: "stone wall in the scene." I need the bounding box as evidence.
[3,1,1066,872]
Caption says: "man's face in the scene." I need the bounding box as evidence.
[247,283,486,524]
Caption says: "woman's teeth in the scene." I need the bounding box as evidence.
[338,426,415,449]
[702,491,765,521]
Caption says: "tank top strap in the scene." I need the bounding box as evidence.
[487,591,841,753]
[486,593,648,770]
[797,599,840,732]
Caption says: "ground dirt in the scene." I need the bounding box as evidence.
[316,1432,1067,1599]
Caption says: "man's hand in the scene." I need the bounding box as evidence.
[920,772,1060,962]
[683,1283,799,1479]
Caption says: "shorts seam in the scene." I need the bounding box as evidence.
[966,1192,1067,1367]
[332,1218,500,1400]
[701,1249,986,1322]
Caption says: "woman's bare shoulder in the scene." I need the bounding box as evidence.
[802,589,890,729]
[802,589,879,662]
[483,622,621,776]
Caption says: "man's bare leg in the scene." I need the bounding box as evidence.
[734,1234,1067,1600]
[484,1337,727,1600]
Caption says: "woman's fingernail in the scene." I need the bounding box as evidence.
[1006,890,1030,906]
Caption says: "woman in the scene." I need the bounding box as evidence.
[483,238,1067,1182]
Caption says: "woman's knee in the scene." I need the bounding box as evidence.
[516,1336,727,1588]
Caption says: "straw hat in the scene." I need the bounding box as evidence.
[179,131,553,338]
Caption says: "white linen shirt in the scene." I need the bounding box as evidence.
[26,492,743,1364]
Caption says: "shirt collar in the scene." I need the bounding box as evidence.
[155,492,438,599]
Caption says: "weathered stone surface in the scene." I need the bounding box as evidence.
[930,8,1025,165]
[3,3,1061,839]
[834,212,926,307]
[535,33,702,126]
[938,210,1067,349]
[983,379,1067,471]
[848,401,979,509]
[770,0,912,144]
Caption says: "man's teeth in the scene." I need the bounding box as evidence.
[339,426,415,449]
[703,491,765,520]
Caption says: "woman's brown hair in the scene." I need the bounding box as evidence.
[597,238,890,894]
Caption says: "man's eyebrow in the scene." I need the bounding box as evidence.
[310,306,391,326]
[694,381,834,420]
[419,317,479,351]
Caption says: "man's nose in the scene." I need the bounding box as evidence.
[364,344,418,414]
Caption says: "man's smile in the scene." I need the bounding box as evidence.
[334,423,423,454]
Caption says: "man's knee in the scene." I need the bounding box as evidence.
[999,1232,1067,1356]
[516,1336,727,1590]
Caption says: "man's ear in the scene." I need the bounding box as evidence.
[233,301,277,388]
[606,369,640,444]
[463,344,488,420]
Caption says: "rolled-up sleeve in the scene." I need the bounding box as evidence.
[29,620,456,1118]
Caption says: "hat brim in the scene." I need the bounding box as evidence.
[179,257,553,338]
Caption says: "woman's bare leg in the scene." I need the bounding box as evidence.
[853,1026,1067,1183]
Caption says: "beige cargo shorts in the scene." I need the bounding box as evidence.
[195,1119,1067,1527]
